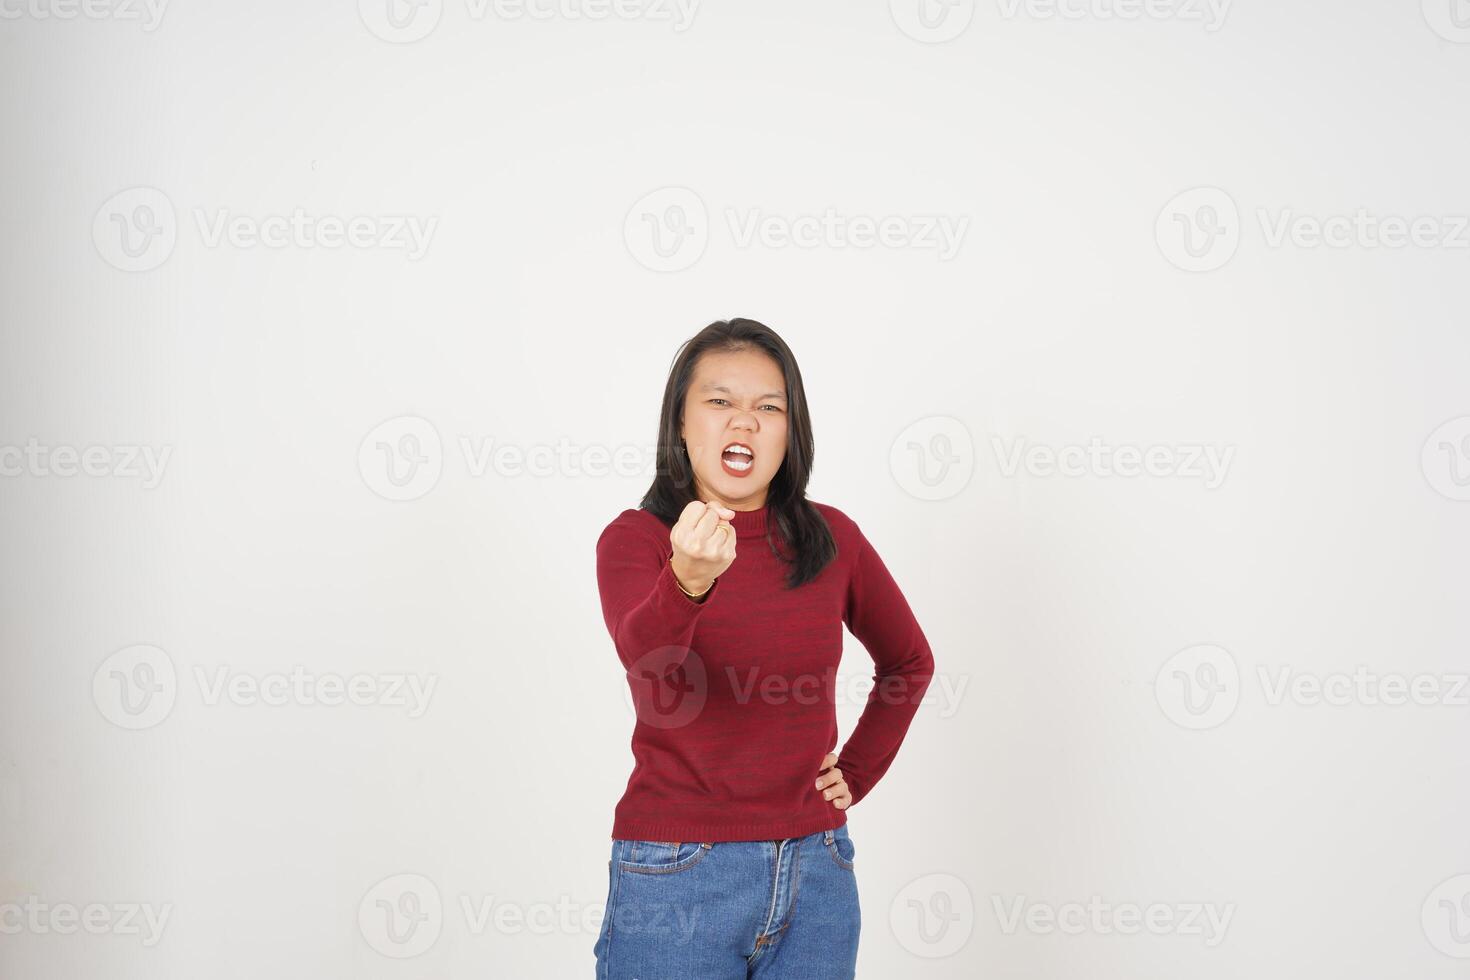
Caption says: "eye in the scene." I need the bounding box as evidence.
[760,405,782,412]
[709,399,729,406]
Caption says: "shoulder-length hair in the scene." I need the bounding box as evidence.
[639,317,836,589]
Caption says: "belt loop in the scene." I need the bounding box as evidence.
[824,829,834,844]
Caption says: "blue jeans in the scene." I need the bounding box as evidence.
[593,825,861,979]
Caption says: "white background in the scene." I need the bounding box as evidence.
[2,0,1469,977]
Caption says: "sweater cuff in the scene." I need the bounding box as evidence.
[660,558,718,607]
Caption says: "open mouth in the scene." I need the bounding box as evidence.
[720,442,754,476]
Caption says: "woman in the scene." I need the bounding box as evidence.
[593,318,936,979]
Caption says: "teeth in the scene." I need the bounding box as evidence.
[724,456,752,471]
[723,444,753,457]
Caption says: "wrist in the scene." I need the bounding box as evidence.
[669,557,714,598]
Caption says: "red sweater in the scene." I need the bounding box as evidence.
[595,500,935,842]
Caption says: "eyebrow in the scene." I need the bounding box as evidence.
[700,383,786,401]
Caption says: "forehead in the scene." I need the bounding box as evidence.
[690,349,786,398]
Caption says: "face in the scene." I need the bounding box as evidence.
[678,349,789,510]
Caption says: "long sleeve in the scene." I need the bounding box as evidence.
[595,514,716,672]
[834,522,935,807]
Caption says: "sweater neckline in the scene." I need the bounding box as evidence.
[727,502,769,539]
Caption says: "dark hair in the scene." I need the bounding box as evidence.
[639,317,837,589]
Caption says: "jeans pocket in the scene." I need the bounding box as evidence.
[616,839,713,875]
[825,825,856,870]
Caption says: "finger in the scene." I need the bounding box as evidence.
[692,504,722,542]
[818,752,838,771]
[815,767,843,791]
[817,776,849,804]
[676,499,708,531]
